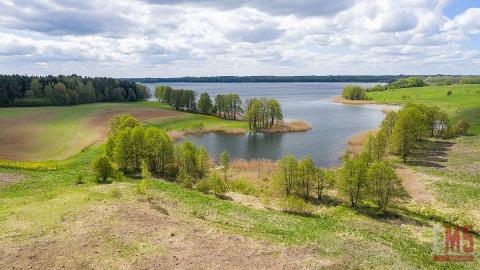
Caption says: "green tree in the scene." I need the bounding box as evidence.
[141,160,152,179]
[298,155,315,199]
[144,127,174,176]
[366,161,401,211]
[93,156,115,182]
[278,155,298,196]
[209,172,227,196]
[220,151,230,182]
[338,152,370,207]
[29,78,43,98]
[392,107,425,162]
[197,92,213,114]
[315,168,334,201]
[197,146,209,178]
[176,141,198,180]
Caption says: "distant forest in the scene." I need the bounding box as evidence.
[0,74,150,107]
[131,75,414,83]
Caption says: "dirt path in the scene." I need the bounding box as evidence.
[396,166,436,204]
[0,197,325,269]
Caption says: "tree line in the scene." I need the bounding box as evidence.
[134,75,410,83]
[0,74,150,107]
[95,114,230,195]
[275,102,470,212]
[155,85,284,130]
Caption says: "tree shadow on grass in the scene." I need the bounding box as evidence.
[408,140,454,168]
[352,205,429,227]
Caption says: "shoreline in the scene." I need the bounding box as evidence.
[168,120,312,140]
[330,95,376,105]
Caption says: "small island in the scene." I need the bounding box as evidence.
[154,85,311,137]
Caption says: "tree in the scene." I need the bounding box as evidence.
[197,92,213,114]
[93,156,115,182]
[392,107,425,162]
[366,162,401,211]
[268,99,283,126]
[176,141,198,179]
[298,155,315,199]
[380,111,397,152]
[144,127,174,176]
[209,172,227,196]
[342,85,366,100]
[278,155,298,196]
[29,78,42,98]
[338,152,370,207]
[220,151,230,182]
[141,160,152,179]
[315,168,334,201]
[364,132,387,162]
[197,147,209,179]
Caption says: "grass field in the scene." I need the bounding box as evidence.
[367,84,480,135]
[1,145,477,269]
[0,102,246,161]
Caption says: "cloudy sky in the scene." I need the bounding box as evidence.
[0,0,479,77]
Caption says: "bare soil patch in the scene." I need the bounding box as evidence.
[0,198,326,269]
[396,166,436,204]
[0,112,57,160]
[88,108,180,142]
[0,173,25,187]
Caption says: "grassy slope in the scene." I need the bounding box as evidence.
[0,102,246,161]
[367,84,480,135]
[368,84,480,231]
[0,147,476,269]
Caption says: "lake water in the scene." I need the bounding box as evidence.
[143,82,390,167]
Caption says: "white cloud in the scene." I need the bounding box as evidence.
[0,0,478,76]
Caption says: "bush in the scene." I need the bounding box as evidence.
[282,196,314,216]
[75,175,84,185]
[228,179,257,195]
[447,90,453,96]
[454,119,470,136]
[342,85,366,100]
[137,179,153,194]
[195,178,211,193]
[92,156,115,183]
[209,172,227,196]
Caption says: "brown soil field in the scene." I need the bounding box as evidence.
[0,105,180,161]
[0,193,325,269]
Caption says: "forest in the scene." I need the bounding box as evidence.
[0,74,150,106]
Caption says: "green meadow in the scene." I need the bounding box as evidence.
[367,84,480,134]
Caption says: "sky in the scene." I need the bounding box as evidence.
[0,0,479,77]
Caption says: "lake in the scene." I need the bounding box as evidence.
[143,82,390,167]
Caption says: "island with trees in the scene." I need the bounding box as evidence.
[154,85,311,133]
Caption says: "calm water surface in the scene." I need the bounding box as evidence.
[143,82,390,167]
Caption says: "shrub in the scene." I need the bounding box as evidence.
[447,90,453,96]
[454,119,470,136]
[282,196,313,216]
[342,85,366,100]
[93,156,115,183]
[228,179,257,195]
[209,172,227,196]
[196,178,211,193]
[75,175,84,185]
[137,179,153,194]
